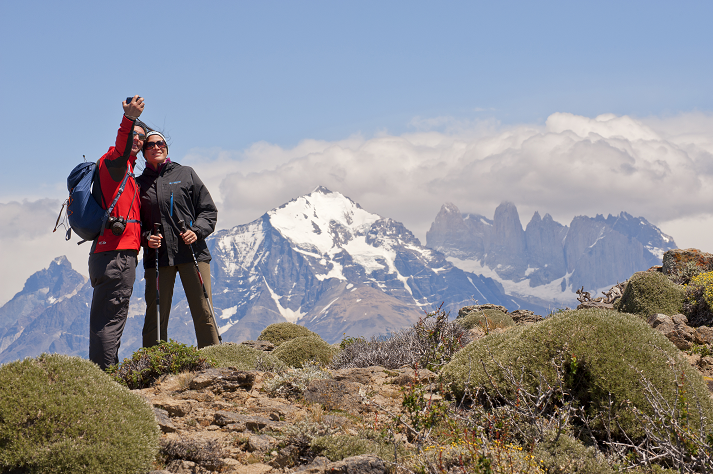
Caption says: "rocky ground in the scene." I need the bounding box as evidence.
[140,324,713,474]
[139,248,713,474]
[141,363,438,474]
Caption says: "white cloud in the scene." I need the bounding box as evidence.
[0,199,92,305]
[3,111,713,305]
[186,112,713,251]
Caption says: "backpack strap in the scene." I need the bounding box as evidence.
[99,169,135,232]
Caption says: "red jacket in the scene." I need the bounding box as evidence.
[92,115,141,253]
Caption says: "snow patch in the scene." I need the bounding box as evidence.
[320,298,339,314]
[262,276,305,322]
[220,305,237,320]
[447,256,577,306]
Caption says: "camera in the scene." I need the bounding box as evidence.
[107,216,126,236]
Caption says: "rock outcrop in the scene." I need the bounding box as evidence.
[662,248,713,282]
[648,313,713,351]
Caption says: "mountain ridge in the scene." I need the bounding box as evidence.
[426,201,677,306]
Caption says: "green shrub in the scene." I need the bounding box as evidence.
[257,322,319,347]
[0,354,159,474]
[272,335,335,368]
[107,340,214,389]
[458,309,515,331]
[263,363,332,398]
[199,342,286,372]
[441,309,713,441]
[533,431,614,474]
[616,271,685,317]
[311,429,407,463]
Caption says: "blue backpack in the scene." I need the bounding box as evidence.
[54,158,137,244]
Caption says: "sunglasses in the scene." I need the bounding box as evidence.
[132,132,146,141]
[144,140,167,150]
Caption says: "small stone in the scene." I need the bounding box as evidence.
[667,330,693,350]
[153,407,177,433]
[648,313,673,329]
[247,434,277,452]
[672,314,689,326]
[166,460,212,474]
[270,445,300,468]
[694,327,713,345]
[227,422,247,432]
[241,340,276,352]
[178,390,215,402]
[234,463,274,474]
[153,399,193,417]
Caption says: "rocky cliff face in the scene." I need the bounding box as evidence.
[426,202,677,306]
[0,188,537,364]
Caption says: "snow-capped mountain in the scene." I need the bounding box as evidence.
[426,202,677,308]
[207,187,527,343]
[0,188,533,363]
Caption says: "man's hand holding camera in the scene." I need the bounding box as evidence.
[123,95,145,120]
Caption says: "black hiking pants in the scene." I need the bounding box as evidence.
[88,249,137,369]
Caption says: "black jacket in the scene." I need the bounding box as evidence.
[137,161,217,269]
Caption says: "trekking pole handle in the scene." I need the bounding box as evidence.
[177,219,187,233]
[153,223,161,234]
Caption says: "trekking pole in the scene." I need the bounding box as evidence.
[153,223,161,345]
[178,219,222,343]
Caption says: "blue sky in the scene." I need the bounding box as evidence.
[2,1,711,199]
[1,1,713,304]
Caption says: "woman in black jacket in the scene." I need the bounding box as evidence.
[137,131,220,348]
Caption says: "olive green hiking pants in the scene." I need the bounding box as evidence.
[142,261,220,349]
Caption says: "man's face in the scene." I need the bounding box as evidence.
[131,126,146,156]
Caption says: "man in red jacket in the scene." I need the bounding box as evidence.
[88,96,146,369]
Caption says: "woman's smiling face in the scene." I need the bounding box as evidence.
[144,135,168,167]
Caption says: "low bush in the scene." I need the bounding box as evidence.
[199,342,286,372]
[532,431,614,474]
[458,308,515,331]
[263,362,332,398]
[311,429,407,463]
[0,354,159,474]
[272,335,335,368]
[616,271,685,317]
[107,340,214,389]
[332,307,470,370]
[441,308,713,443]
[257,322,319,347]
